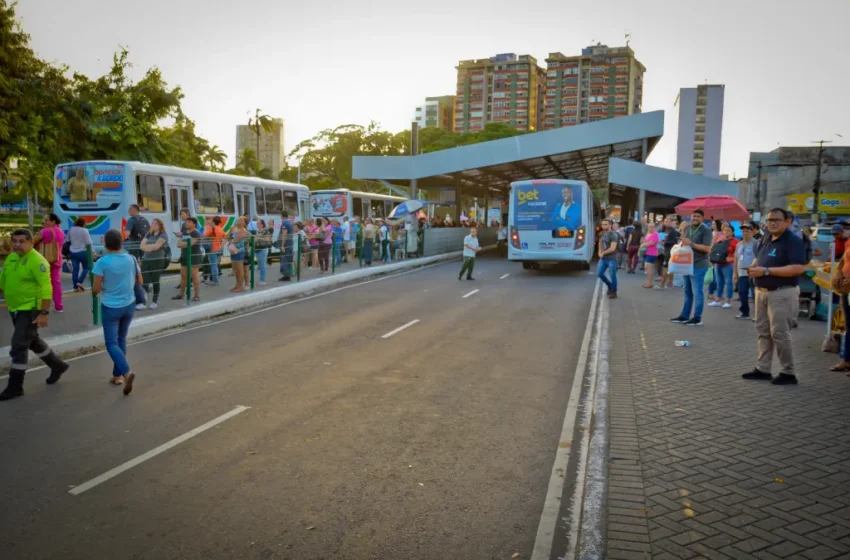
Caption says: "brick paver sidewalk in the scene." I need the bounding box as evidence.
[605,274,850,559]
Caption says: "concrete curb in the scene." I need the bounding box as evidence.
[1,250,471,369]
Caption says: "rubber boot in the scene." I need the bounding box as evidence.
[43,351,69,385]
[0,370,25,401]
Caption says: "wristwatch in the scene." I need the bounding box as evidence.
[39,310,49,316]
[765,268,770,276]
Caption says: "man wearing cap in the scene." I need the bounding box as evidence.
[0,229,70,401]
[830,223,846,261]
[733,222,758,319]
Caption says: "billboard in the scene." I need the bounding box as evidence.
[511,183,583,232]
[788,193,850,215]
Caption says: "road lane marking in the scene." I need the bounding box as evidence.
[531,280,601,560]
[499,273,510,279]
[381,319,420,339]
[23,259,460,374]
[462,289,479,298]
[69,406,250,496]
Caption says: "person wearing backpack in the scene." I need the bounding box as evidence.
[708,222,738,309]
[123,204,150,261]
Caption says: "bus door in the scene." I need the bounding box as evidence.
[169,185,190,233]
[236,191,254,218]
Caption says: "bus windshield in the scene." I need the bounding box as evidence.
[310,192,348,217]
[54,162,126,213]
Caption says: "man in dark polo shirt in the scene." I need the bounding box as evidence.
[743,208,806,385]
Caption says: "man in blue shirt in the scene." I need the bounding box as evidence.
[279,210,295,282]
[743,208,806,385]
[551,186,582,231]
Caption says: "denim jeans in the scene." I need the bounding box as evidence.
[208,251,221,285]
[737,276,752,317]
[102,303,135,377]
[681,267,708,320]
[333,243,342,266]
[134,282,146,305]
[716,263,734,299]
[280,244,293,277]
[363,239,374,265]
[70,250,89,287]
[597,258,618,293]
[255,249,269,282]
[708,265,718,296]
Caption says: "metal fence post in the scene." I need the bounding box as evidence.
[185,243,192,304]
[87,244,100,325]
[296,237,301,281]
[250,235,256,290]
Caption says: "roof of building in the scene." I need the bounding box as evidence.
[353,110,735,200]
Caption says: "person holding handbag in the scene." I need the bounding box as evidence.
[33,213,65,312]
[830,247,850,374]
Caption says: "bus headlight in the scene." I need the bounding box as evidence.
[575,226,586,250]
[510,227,521,249]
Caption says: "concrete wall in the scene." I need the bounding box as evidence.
[422,227,497,257]
[703,86,724,178]
[676,88,697,173]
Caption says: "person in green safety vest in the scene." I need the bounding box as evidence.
[0,229,70,401]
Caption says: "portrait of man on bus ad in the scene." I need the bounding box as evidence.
[512,183,583,232]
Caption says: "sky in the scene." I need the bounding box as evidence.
[17,0,850,179]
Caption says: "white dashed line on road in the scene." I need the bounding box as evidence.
[69,405,250,496]
[462,289,479,299]
[499,274,510,279]
[381,319,420,339]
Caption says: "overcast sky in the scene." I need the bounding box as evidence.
[17,0,850,178]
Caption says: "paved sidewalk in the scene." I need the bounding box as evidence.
[605,274,850,559]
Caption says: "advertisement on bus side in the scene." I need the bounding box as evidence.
[310,192,348,217]
[511,183,584,232]
[55,162,125,210]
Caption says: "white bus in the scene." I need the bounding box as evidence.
[310,189,407,222]
[53,161,310,260]
[508,179,596,269]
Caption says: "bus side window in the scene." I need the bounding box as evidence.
[352,197,363,218]
[283,191,298,217]
[193,181,221,214]
[255,187,266,215]
[136,174,165,212]
[221,183,235,214]
[264,188,282,215]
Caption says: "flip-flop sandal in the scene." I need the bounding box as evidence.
[192,296,200,302]
[171,295,183,300]
[830,364,850,372]
[109,377,123,385]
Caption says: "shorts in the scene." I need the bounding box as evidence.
[230,251,246,262]
[644,255,657,264]
[661,250,672,267]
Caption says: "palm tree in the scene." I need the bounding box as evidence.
[204,144,227,171]
[236,148,260,176]
[247,109,274,164]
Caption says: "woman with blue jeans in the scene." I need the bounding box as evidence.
[254,219,273,285]
[68,217,93,291]
[92,229,141,395]
[708,223,738,309]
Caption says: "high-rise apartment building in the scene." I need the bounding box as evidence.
[676,84,724,178]
[543,44,645,130]
[454,53,545,133]
[413,96,456,131]
[235,118,286,177]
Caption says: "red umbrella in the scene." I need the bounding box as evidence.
[675,195,750,221]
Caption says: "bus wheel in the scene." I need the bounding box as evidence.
[522,262,531,270]
[581,261,590,271]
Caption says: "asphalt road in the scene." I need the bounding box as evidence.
[0,254,598,560]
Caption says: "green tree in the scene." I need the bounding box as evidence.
[204,144,227,171]
[232,148,272,178]
[247,109,274,163]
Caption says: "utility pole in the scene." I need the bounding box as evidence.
[811,139,832,220]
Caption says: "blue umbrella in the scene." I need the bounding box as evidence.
[389,200,425,218]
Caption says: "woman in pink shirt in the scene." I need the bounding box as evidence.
[316,218,333,274]
[33,213,66,311]
[639,222,660,289]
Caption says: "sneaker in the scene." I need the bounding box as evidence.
[45,362,69,385]
[742,369,772,380]
[258,281,267,286]
[735,314,750,319]
[707,301,721,307]
[771,373,798,385]
[135,303,146,311]
[670,316,687,323]
[684,318,703,327]
[608,292,618,299]
[149,302,158,310]
[722,303,732,309]
[0,387,23,401]
[607,289,613,296]
[467,277,475,281]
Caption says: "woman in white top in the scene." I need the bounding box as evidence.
[68,217,94,291]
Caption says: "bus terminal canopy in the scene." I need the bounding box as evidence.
[352,110,736,202]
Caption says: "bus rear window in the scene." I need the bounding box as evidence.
[55,162,126,212]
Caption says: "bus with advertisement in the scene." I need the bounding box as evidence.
[310,189,407,222]
[53,161,310,260]
[507,178,595,269]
